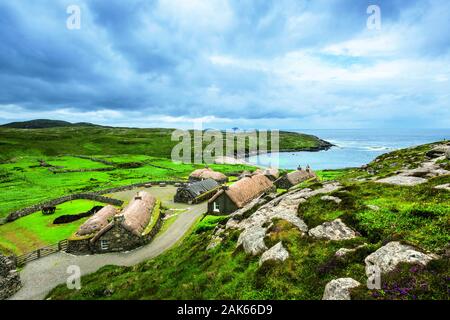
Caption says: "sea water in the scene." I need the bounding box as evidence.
[248,129,450,170]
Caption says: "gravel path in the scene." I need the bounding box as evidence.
[10,201,206,300]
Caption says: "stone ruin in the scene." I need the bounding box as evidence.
[0,254,21,300]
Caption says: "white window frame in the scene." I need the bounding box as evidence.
[213,202,220,213]
[100,239,109,250]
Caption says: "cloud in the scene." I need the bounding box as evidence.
[0,0,449,129]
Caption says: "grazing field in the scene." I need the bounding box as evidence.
[45,156,111,170]
[0,199,107,255]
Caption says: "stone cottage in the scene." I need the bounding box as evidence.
[0,255,21,300]
[68,191,162,254]
[208,174,275,215]
[90,191,157,253]
[174,179,220,204]
[275,166,318,189]
[189,167,228,184]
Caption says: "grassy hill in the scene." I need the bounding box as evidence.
[47,141,450,300]
[0,119,101,129]
[0,124,332,162]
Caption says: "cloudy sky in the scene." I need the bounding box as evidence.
[0,0,449,129]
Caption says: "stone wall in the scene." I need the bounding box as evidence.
[6,193,124,222]
[6,180,185,222]
[0,255,21,300]
[66,238,92,255]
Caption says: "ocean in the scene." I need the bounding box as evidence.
[247,129,450,170]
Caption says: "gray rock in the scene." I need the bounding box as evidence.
[366,204,380,211]
[308,219,358,241]
[236,226,268,255]
[259,242,289,266]
[322,278,361,300]
[364,242,437,276]
[321,195,342,204]
[435,183,450,191]
[446,148,450,160]
[377,175,428,186]
[426,145,450,158]
[335,243,368,258]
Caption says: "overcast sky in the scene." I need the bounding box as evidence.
[0,0,449,129]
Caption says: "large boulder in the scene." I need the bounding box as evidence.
[426,145,449,158]
[377,175,428,186]
[259,242,289,266]
[446,147,450,160]
[322,278,361,300]
[308,219,358,241]
[364,242,437,276]
[236,226,267,255]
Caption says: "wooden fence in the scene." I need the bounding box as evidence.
[16,240,68,267]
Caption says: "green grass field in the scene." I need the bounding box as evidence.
[0,126,330,162]
[0,199,107,255]
[0,155,254,219]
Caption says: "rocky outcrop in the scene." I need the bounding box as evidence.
[322,278,361,300]
[236,226,268,255]
[321,195,342,204]
[377,175,428,186]
[364,242,437,276]
[446,147,450,160]
[259,242,289,266]
[377,156,450,187]
[308,219,358,241]
[229,183,341,256]
[426,145,450,159]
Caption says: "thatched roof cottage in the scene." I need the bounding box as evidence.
[88,192,158,253]
[76,205,119,236]
[174,179,220,204]
[275,166,317,189]
[208,175,275,215]
[189,168,228,184]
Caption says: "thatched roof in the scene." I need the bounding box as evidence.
[209,174,273,208]
[76,205,118,236]
[255,168,280,179]
[121,191,156,236]
[189,168,228,183]
[285,169,317,185]
[179,179,219,198]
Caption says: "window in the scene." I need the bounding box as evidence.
[100,240,109,250]
[213,202,220,213]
